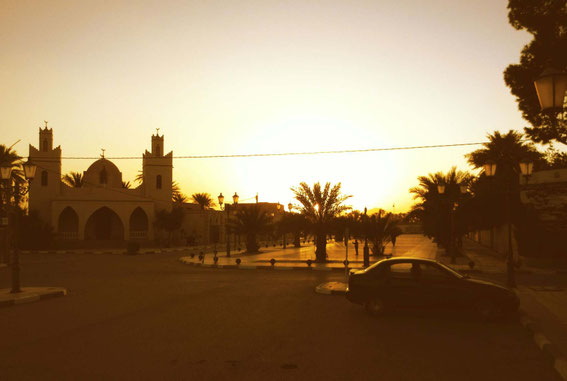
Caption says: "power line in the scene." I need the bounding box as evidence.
[40,141,490,161]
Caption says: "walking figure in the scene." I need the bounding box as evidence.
[354,240,359,256]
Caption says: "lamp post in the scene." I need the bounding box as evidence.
[218,192,239,257]
[483,158,533,288]
[437,182,467,264]
[0,159,36,293]
[363,207,370,268]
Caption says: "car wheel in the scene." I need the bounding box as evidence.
[364,297,386,316]
[475,300,502,321]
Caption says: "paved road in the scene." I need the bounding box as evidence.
[0,250,561,380]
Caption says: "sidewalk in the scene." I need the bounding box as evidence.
[179,234,435,271]
[0,287,67,308]
[455,238,567,379]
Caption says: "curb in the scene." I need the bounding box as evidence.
[0,288,67,309]
[519,311,567,380]
[179,258,362,272]
[315,282,347,295]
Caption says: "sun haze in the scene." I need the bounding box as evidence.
[0,0,530,211]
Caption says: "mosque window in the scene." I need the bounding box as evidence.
[156,144,161,156]
[156,175,162,189]
[42,139,48,152]
[41,171,48,186]
[100,168,107,184]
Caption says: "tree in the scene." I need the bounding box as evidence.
[0,144,26,208]
[191,193,215,210]
[61,172,83,188]
[173,193,188,204]
[359,210,400,256]
[154,207,184,246]
[504,0,567,144]
[134,170,143,184]
[466,130,543,190]
[277,212,308,248]
[229,205,272,253]
[121,181,131,189]
[291,182,351,262]
[543,145,567,169]
[410,168,473,249]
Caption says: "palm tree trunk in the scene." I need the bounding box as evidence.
[294,231,301,247]
[315,234,327,262]
[246,233,258,253]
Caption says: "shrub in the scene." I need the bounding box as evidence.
[126,241,140,255]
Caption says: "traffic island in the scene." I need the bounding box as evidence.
[0,287,67,308]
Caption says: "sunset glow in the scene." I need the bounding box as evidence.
[0,0,532,212]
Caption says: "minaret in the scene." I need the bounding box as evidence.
[142,130,172,211]
[28,122,62,224]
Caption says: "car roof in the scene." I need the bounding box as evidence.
[362,257,441,272]
[379,257,439,264]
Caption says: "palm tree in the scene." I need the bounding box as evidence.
[365,210,401,256]
[466,130,542,184]
[229,205,272,253]
[122,181,131,189]
[62,172,84,188]
[173,193,188,204]
[291,182,351,262]
[466,130,543,228]
[0,144,25,208]
[154,207,184,247]
[191,193,215,210]
[409,168,473,249]
[134,170,143,184]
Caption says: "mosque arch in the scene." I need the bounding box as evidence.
[84,207,124,240]
[129,207,149,239]
[58,207,79,239]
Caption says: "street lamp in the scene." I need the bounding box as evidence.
[0,159,36,293]
[219,192,239,257]
[288,202,293,212]
[534,67,567,112]
[484,158,534,288]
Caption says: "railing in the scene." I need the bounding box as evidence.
[59,232,78,240]
[129,230,148,240]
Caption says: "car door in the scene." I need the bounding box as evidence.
[384,262,423,308]
[417,262,464,309]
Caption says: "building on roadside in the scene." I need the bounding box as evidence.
[28,127,172,247]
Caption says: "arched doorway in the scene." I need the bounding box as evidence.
[58,207,79,240]
[129,207,149,239]
[84,207,124,240]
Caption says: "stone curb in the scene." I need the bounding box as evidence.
[0,288,67,309]
[179,257,362,272]
[519,311,567,380]
[20,248,189,256]
[315,282,347,295]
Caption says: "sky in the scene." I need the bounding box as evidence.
[0,0,534,212]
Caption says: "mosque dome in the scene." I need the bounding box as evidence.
[83,158,123,188]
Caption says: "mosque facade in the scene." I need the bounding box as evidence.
[28,127,172,245]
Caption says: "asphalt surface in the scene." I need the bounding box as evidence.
[0,251,561,381]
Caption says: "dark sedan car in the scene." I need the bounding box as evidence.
[346,257,519,319]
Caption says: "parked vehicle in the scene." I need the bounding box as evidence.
[346,257,519,320]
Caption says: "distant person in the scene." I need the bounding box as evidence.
[354,240,359,256]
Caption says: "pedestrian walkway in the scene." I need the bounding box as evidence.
[179,234,430,270]
[454,238,567,380]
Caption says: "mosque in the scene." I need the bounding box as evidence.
[28,126,172,245]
